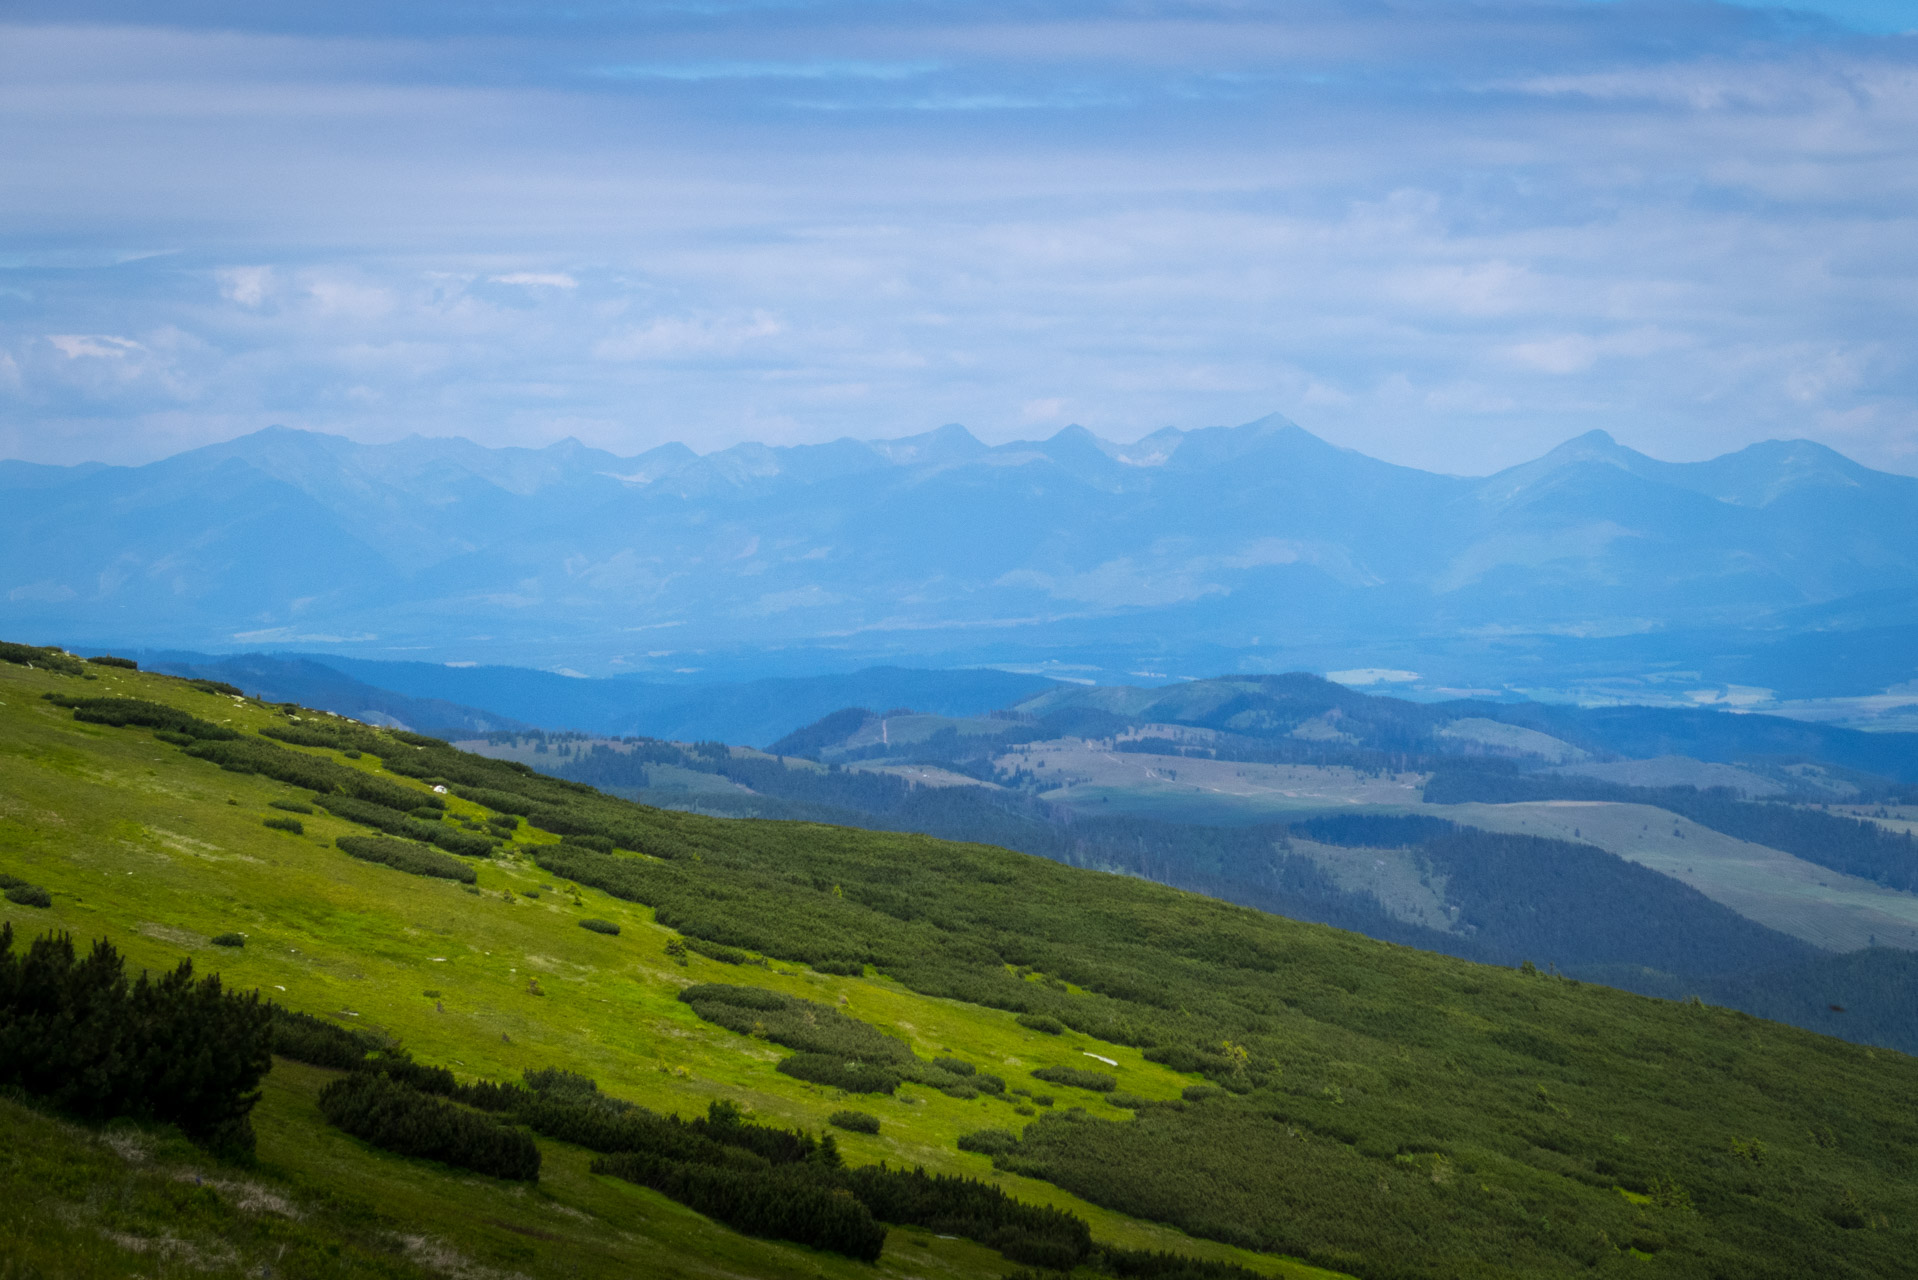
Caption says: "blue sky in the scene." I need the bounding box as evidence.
[1,1,1915,475]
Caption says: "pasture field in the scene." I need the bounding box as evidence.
[1437,801,1918,952]
[993,740,1426,819]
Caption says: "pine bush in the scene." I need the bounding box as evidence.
[317,1073,539,1181]
[829,1109,881,1134]
[0,925,272,1154]
[1031,1065,1118,1093]
[336,836,476,883]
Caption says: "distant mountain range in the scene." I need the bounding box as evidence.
[131,650,1057,747]
[7,416,1918,703]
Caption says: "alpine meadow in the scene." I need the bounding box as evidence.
[1,649,1914,1279]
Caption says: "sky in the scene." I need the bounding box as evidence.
[1,0,1915,476]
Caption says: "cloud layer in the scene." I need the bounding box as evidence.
[1,1,1915,474]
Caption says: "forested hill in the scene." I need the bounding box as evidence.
[4,643,1917,1279]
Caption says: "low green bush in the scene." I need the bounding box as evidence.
[262,816,304,835]
[336,836,476,884]
[189,679,244,696]
[686,938,754,965]
[1017,1013,1065,1034]
[268,799,313,814]
[1092,1244,1265,1280]
[210,933,246,948]
[3,884,52,908]
[811,959,865,976]
[591,1153,885,1261]
[842,1163,1091,1270]
[0,642,84,675]
[560,834,614,853]
[679,985,913,1064]
[1032,1065,1116,1093]
[828,1109,881,1134]
[271,1008,374,1069]
[47,695,239,741]
[0,925,272,1154]
[975,1072,1007,1095]
[317,1073,539,1181]
[775,1053,901,1094]
[932,1056,976,1076]
[957,1128,1021,1156]
[578,918,621,936]
[86,655,138,670]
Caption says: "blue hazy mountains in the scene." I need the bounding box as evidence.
[6,416,1917,693]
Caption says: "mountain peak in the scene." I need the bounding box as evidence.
[868,422,987,467]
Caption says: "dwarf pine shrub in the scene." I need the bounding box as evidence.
[1031,1065,1118,1093]
[336,836,476,883]
[578,918,620,935]
[829,1109,881,1134]
[0,925,272,1154]
[775,1053,902,1094]
[318,1073,539,1181]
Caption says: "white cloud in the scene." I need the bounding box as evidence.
[594,311,784,362]
[491,272,578,289]
[47,334,143,359]
[218,266,273,307]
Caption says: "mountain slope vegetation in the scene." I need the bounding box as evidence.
[1,649,1914,1279]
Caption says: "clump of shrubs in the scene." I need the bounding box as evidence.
[592,1153,885,1260]
[1031,1065,1117,1093]
[932,1056,976,1076]
[263,816,304,835]
[211,933,246,948]
[685,937,755,965]
[0,642,84,675]
[776,1053,902,1095]
[269,799,313,814]
[1017,1013,1065,1035]
[317,1073,540,1181]
[1,874,51,908]
[811,959,864,976]
[680,984,913,1066]
[829,1109,881,1135]
[336,835,477,884]
[45,694,238,741]
[271,1008,375,1069]
[957,1128,1021,1156]
[578,918,621,936]
[0,925,272,1154]
[86,655,138,670]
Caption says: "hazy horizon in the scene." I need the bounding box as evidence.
[4,0,1917,476]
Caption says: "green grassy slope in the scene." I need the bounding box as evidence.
[3,657,1916,1279]
[0,659,1318,1280]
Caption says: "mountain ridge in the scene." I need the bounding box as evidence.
[7,417,1916,691]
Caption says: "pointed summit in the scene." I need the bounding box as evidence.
[868,422,987,467]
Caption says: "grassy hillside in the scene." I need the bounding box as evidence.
[2,653,1915,1279]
